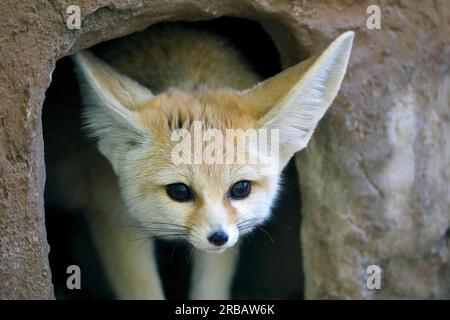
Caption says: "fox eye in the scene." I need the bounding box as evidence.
[229,180,251,200]
[166,183,193,202]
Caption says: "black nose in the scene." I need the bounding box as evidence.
[208,231,229,246]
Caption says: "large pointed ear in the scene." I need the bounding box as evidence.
[242,31,354,161]
[72,51,154,173]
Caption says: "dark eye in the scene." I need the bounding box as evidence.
[229,180,251,200]
[166,183,193,202]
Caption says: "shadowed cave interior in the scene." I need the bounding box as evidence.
[43,17,304,299]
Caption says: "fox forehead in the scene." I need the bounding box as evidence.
[135,88,259,133]
[126,89,268,196]
[150,163,265,186]
[132,143,267,187]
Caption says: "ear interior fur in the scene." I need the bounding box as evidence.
[242,31,354,159]
[73,51,153,172]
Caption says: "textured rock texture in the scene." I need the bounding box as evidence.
[0,0,449,299]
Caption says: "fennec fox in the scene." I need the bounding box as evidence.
[47,25,353,299]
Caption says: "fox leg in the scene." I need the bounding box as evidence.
[87,209,164,299]
[189,246,239,300]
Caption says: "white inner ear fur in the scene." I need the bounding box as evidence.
[243,31,354,161]
[73,51,153,173]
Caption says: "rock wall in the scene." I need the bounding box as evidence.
[0,0,449,299]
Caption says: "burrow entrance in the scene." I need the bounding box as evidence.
[42,17,304,299]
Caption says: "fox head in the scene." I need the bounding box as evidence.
[74,31,353,253]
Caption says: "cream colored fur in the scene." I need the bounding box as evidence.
[51,25,353,299]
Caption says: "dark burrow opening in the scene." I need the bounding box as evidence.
[43,17,303,299]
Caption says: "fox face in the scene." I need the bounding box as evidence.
[74,31,353,253]
[121,90,281,253]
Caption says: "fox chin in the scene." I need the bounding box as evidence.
[45,24,354,300]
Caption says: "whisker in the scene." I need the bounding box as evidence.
[170,241,181,262]
[256,225,274,243]
[140,228,189,233]
[129,232,189,243]
[123,222,193,236]
[238,225,256,233]
[237,220,260,231]
[186,246,196,265]
[237,221,257,229]
[140,222,193,230]
[237,217,261,227]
